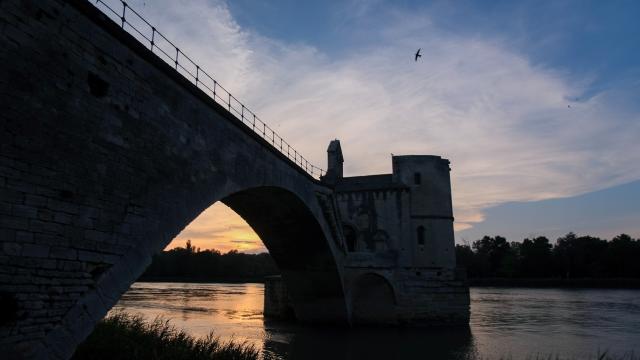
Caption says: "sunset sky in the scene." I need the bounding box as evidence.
[107,0,640,253]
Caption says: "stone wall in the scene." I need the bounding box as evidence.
[393,268,469,325]
[0,0,347,358]
[393,155,456,269]
[336,188,410,256]
[341,268,469,326]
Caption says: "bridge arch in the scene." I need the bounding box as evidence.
[221,186,347,319]
[34,181,349,359]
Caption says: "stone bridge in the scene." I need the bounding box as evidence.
[0,0,469,359]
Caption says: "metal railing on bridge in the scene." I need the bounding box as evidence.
[91,0,325,179]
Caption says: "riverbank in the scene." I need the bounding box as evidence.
[469,278,640,288]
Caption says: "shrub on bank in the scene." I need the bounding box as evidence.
[72,311,259,360]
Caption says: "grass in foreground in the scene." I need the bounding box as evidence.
[72,311,259,360]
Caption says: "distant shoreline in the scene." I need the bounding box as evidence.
[137,276,640,289]
[469,277,640,289]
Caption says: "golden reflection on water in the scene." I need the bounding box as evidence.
[112,282,266,348]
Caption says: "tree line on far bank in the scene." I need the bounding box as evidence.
[456,233,640,278]
[140,240,278,282]
[141,233,640,282]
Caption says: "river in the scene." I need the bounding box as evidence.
[111,282,640,359]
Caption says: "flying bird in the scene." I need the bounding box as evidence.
[414,48,422,62]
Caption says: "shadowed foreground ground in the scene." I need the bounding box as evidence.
[71,312,258,360]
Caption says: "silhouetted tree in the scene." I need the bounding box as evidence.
[518,236,553,277]
[141,233,640,282]
[472,236,515,277]
[455,244,475,273]
[141,244,278,281]
[603,234,640,277]
[553,233,607,278]
[458,233,638,280]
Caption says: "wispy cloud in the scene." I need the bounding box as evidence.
[231,240,258,244]
[118,0,639,246]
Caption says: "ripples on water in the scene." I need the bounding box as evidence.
[112,283,640,360]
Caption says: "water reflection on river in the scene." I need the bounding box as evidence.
[112,282,640,359]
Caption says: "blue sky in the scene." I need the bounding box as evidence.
[226,1,640,68]
[102,0,639,248]
[227,0,640,102]
[458,180,640,242]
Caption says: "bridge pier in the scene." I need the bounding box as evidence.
[266,268,469,326]
[264,275,294,320]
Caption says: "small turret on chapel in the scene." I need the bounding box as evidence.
[322,139,344,185]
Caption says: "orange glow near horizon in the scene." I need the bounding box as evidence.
[165,202,266,253]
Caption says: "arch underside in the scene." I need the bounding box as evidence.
[222,187,348,324]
